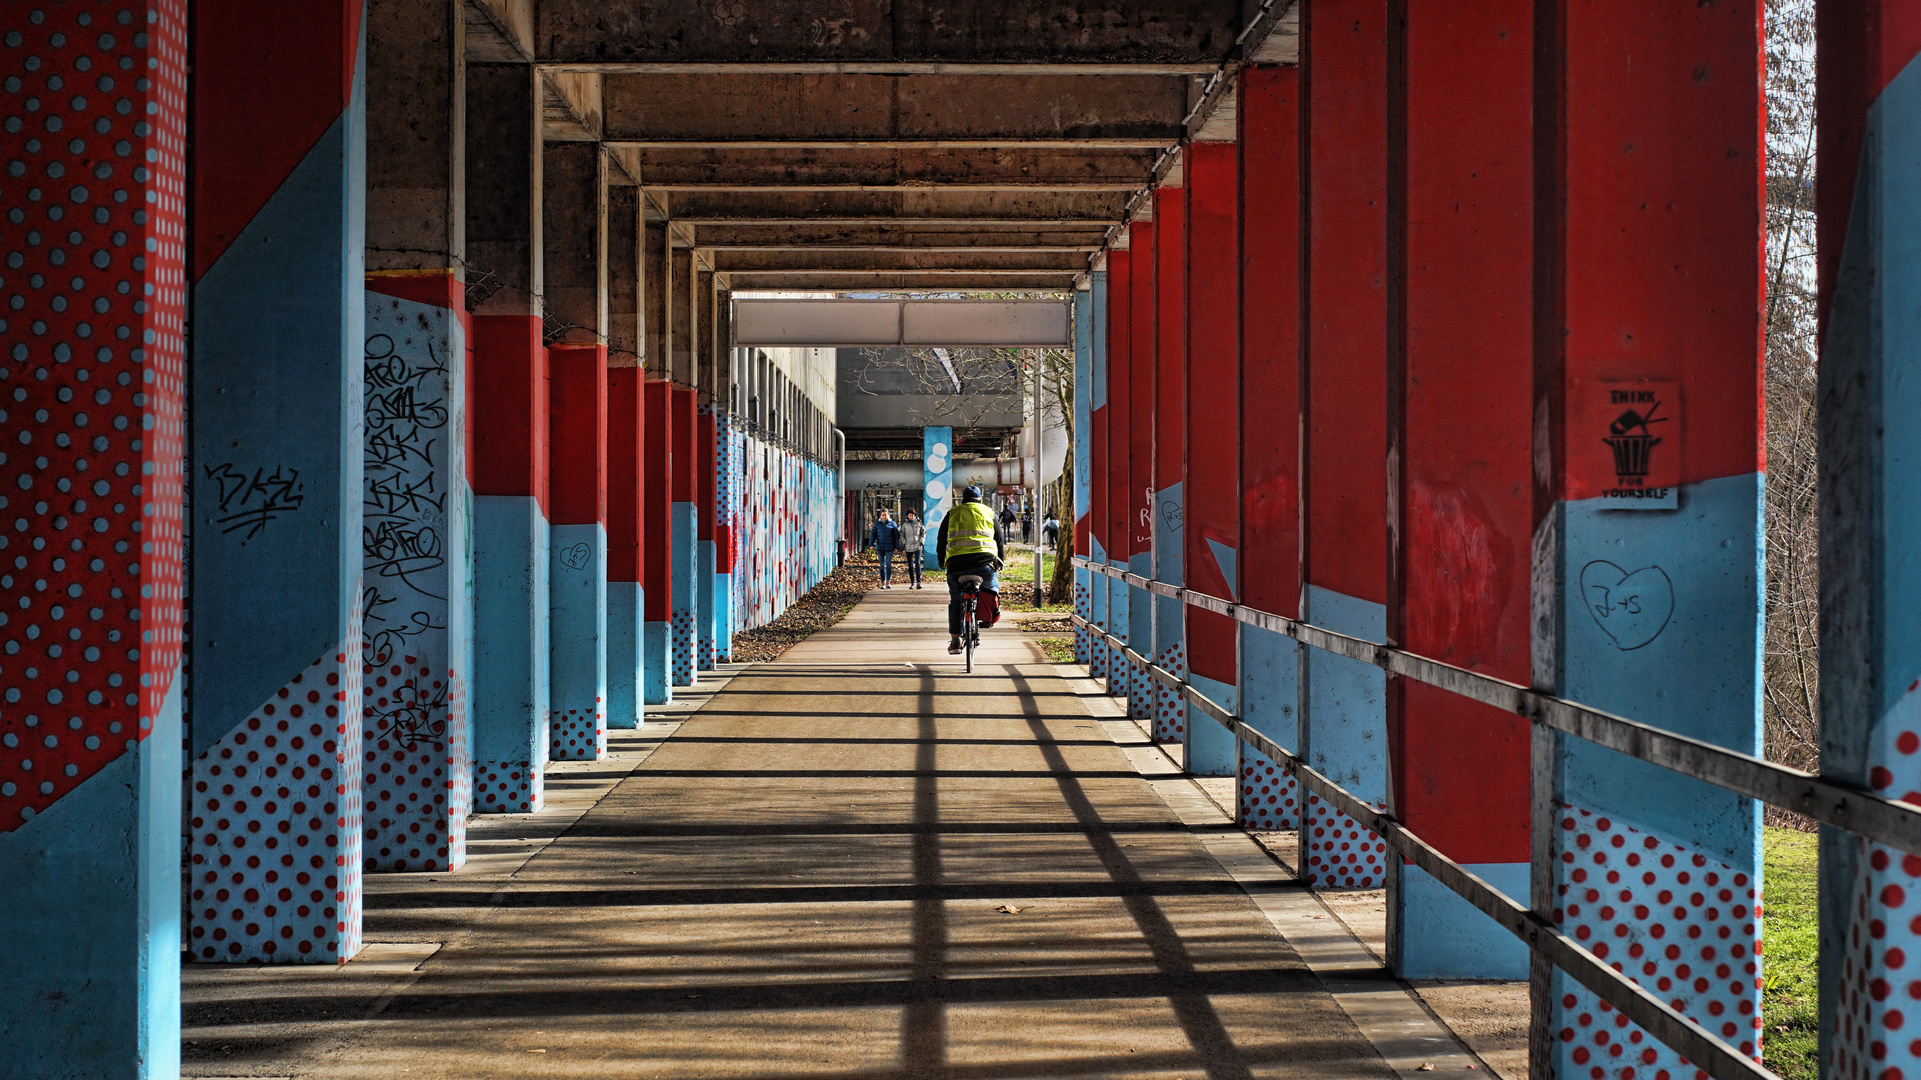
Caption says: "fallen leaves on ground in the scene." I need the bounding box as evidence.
[727,557,882,662]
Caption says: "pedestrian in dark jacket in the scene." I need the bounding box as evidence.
[871,510,901,588]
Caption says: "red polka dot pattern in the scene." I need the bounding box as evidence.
[189,625,364,964]
[1550,804,1762,1079]
[1831,681,1921,1080]
[0,0,188,831]
[671,605,695,684]
[1304,792,1388,889]
[1239,746,1299,831]
[1073,580,1092,667]
[1153,639,1186,743]
[551,697,604,761]
[473,757,542,814]
[360,655,466,871]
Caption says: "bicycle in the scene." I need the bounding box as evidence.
[955,573,984,673]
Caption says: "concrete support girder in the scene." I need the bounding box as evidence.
[687,225,1111,248]
[536,1,1244,64]
[465,0,532,61]
[723,272,1076,291]
[705,249,1089,273]
[661,189,1130,222]
[615,147,1157,188]
[601,73,1192,142]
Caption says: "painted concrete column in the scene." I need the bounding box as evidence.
[671,387,699,686]
[1103,245,1133,699]
[1379,1,1533,978]
[1072,280,1095,667]
[466,63,548,813]
[604,184,644,729]
[541,142,607,761]
[187,3,367,968]
[1235,65,1306,833]
[714,403,738,664]
[1126,218,1156,728]
[697,405,717,670]
[0,0,187,1065]
[1818,14,1921,1075]
[1531,3,1766,1073]
[1149,180,1188,748]
[1182,139,1238,778]
[923,426,953,534]
[642,378,674,704]
[360,0,472,875]
[1298,0,1391,891]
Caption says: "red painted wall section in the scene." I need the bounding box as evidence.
[471,315,549,517]
[1304,0,1389,608]
[1128,220,1157,560]
[1239,66,1304,622]
[1817,3,1921,331]
[547,345,607,527]
[643,380,674,620]
[607,370,645,583]
[1153,187,1185,504]
[1184,141,1240,685]
[673,388,698,505]
[698,412,717,542]
[1388,1,1534,864]
[1549,0,1764,504]
[1104,248,1133,564]
[192,2,363,282]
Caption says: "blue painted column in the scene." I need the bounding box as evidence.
[1532,3,1766,1073]
[1103,243,1133,701]
[1125,218,1156,729]
[642,379,674,703]
[186,2,369,966]
[547,345,608,761]
[607,367,645,729]
[696,406,718,670]
[1072,282,1095,666]
[671,386,699,686]
[1149,181,1188,748]
[1817,11,1921,1076]
[714,412,737,662]
[467,63,548,813]
[1234,65,1304,832]
[0,0,188,1066]
[922,426,953,535]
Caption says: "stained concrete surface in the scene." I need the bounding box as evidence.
[182,590,1408,1078]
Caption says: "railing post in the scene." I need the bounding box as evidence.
[1184,137,1239,777]
[1298,0,1392,891]
[1531,1,1766,1074]
[1815,6,1921,1076]
[1151,175,1189,748]
[1382,0,1534,978]
[1236,64,1306,832]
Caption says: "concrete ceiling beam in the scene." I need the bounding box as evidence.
[661,189,1130,220]
[600,73,1191,142]
[619,147,1156,189]
[536,1,1245,65]
[687,224,1109,248]
[707,249,1089,272]
[725,272,1075,291]
[540,69,601,141]
[463,0,532,62]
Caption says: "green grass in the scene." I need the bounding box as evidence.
[1763,826,1819,1080]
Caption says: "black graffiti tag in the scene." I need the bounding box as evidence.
[205,463,306,541]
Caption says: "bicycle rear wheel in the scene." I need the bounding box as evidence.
[963,613,974,672]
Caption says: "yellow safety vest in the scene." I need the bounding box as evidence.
[944,500,999,561]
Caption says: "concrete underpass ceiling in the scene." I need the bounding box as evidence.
[469,0,1298,293]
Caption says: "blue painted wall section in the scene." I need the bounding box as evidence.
[1237,627,1301,830]
[1299,585,1388,889]
[1072,285,1093,665]
[922,426,953,534]
[186,12,368,965]
[671,502,698,686]
[549,522,607,760]
[607,582,643,729]
[472,494,548,810]
[0,0,190,1065]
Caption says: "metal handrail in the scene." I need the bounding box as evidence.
[1070,609,1774,1080]
[1073,556,1921,853]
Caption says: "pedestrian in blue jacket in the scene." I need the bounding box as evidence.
[871,509,901,588]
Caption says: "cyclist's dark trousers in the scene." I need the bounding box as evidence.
[903,550,923,586]
[945,556,1001,636]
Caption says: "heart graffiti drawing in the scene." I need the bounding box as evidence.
[561,542,593,571]
[1578,560,1674,651]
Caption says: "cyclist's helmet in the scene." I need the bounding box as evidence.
[961,485,983,500]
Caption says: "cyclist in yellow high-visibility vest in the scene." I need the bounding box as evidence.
[935,485,1007,655]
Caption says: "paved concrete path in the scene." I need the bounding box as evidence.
[183,588,1403,1079]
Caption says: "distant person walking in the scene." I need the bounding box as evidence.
[999,502,1018,537]
[871,509,901,588]
[899,510,928,589]
[1042,513,1060,550]
[1021,506,1035,543]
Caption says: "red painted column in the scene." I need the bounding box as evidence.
[1236,65,1307,833]
[1384,0,1534,978]
[607,367,645,728]
[1150,182,1188,746]
[1126,218,1157,724]
[1086,263,1111,680]
[1299,0,1393,890]
[670,386,699,685]
[1103,246,1134,696]
[546,343,608,762]
[1183,140,1239,777]
[697,408,718,670]
[641,379,674,703]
